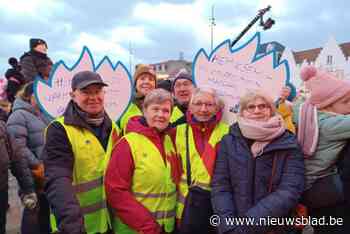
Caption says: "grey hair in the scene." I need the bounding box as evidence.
[190,87,224,110]
[143,88,174,111]
[238,89,276,116]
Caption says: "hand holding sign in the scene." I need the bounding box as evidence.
[34,47,133,121]
[193,32,290,124]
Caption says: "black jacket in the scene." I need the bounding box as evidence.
[43,101,113,234]
[20,50,52,83]
[0,120,34,193]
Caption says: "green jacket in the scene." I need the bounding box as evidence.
[293,104,350,189]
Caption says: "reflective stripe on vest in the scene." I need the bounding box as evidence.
[175,122,228,219]
[119,103,142,133]
[170,106,184,123]
[113,132,177,234]
[50,117,120,234]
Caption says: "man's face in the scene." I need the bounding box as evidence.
[173,79,194,105]
[71,84,105,116]
[34,44,47,54]
[136,73,156,96]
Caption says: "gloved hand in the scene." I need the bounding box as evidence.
[31,163,44,179]
[22,192,38,210]
[31,163,45,191]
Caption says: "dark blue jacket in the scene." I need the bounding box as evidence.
[211,124,304,234]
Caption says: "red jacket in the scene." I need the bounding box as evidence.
[170,110,223,159]
[105,116,182,234]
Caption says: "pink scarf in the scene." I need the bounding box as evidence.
[297,101,319,158]
[238,115,286,157]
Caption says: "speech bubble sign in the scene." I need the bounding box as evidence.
[0,77,7,100]
[193,32,290,124]
[34,46,133,122]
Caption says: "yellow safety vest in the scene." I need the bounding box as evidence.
[50,117,120,234]
[277,101,296,134]
[113,132,177,234]
[119,103,143,134]
[170,106,184,123]
[175,122,229,219]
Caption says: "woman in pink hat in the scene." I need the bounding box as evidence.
[294,66,350,234]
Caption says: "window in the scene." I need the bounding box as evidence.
[326,55,333,65]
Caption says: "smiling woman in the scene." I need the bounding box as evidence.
[211,89,304,234]
[105,89,182,234]
[143,88,174,131]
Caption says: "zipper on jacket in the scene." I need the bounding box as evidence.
[251,156,256,205]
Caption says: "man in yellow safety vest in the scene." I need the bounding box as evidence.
[43,71,120,234]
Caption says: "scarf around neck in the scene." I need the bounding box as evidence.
[74,103,105,127]
[297,101,319,158]
[238,115,286,157]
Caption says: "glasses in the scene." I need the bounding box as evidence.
[245,103,269,113]
[174,81,192,89]
[192,102,216,108]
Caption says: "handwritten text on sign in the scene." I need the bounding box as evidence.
[193,32,289,124]
[34,47,133,121]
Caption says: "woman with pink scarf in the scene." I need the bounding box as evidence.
[211,90,304,234]
[293,66,350,234]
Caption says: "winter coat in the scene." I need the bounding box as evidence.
[20,50,52,83]
[5,66,25,103]
[211,124,304,234]
[293,105,350,189]
[0,120,34,193]
[43,101,115,234]
[105,116,182,234]
[169,110,224,156]
[6,98,49,168]
[0,108,8,122]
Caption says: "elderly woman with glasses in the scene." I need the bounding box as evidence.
[211,90,304,234]
[171,87,229,234]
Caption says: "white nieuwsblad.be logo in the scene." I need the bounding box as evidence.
[209,215,221,227]
[209,215,344,227]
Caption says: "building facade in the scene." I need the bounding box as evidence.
[149,59,192,80]
[281,36,350,89]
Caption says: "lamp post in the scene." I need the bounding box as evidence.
[129,41,133,75]
[210,5,216,52]
[230,5,275,48]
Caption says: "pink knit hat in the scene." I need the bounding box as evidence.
[300,66,350,109]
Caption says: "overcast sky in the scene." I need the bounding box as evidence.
[1,0,349,75]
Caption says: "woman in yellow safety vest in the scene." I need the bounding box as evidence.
[105,88,182,234]
[119,64,157,133]
[171,87,229,234]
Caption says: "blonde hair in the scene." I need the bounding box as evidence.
[0,100,11,113]
[16,82,33,103]
[239,90,276,116]
[143,88,174,111]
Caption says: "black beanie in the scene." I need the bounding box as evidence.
[30,38,47,50]
[172,71,193,91]
[8,57,18,68]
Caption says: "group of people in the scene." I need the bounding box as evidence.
[1,37,350,234]
[1,38,53,234]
